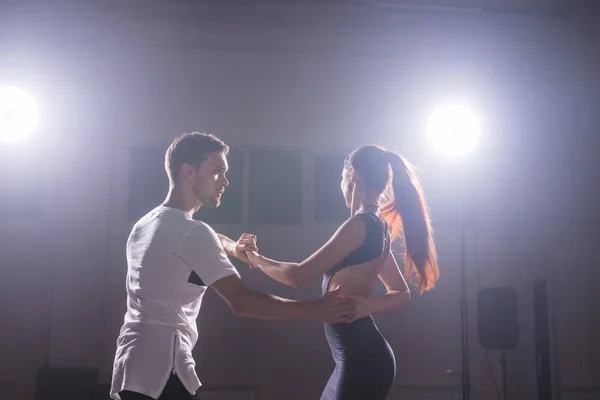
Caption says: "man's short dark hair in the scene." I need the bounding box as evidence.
[165,132,229,182]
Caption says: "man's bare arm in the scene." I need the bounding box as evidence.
[211,275,354,324]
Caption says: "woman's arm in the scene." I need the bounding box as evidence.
[346,253,411,322]
[247,217,365,288]
[246,254,302,287]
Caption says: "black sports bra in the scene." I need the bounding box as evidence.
[322,212,390,294]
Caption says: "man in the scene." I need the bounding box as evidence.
[110,132,355,400]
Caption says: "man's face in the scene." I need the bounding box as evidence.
[192,152,229,208]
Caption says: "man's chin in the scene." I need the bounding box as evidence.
[204,199,221,208]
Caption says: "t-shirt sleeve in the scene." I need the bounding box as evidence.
[177,223,240,287]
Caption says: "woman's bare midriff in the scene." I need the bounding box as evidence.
[326,258,384,298]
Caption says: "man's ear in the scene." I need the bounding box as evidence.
[181,163,195,182]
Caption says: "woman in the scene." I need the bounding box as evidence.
[248,145,439,400]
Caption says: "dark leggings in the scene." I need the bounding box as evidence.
[119,374,199,400]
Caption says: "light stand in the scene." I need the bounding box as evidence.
[426,102,480,400]
[459,194,470,400]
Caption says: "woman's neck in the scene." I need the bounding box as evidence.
[351,200,379,217]
[350,186,380,217]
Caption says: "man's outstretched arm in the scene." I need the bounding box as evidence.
[183,225,354,322]
[211,275,355,324]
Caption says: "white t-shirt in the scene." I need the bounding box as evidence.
[110,206,239,399]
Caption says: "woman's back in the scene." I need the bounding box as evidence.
[322,211,390,298]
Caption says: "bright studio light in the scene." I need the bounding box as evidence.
[427,104,480,157]
[0,86,39,143]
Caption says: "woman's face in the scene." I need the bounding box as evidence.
[341,167,353,209]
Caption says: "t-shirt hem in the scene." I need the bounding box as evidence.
[110,383,161,400]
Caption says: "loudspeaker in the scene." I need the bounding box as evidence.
[478,287,519,350]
